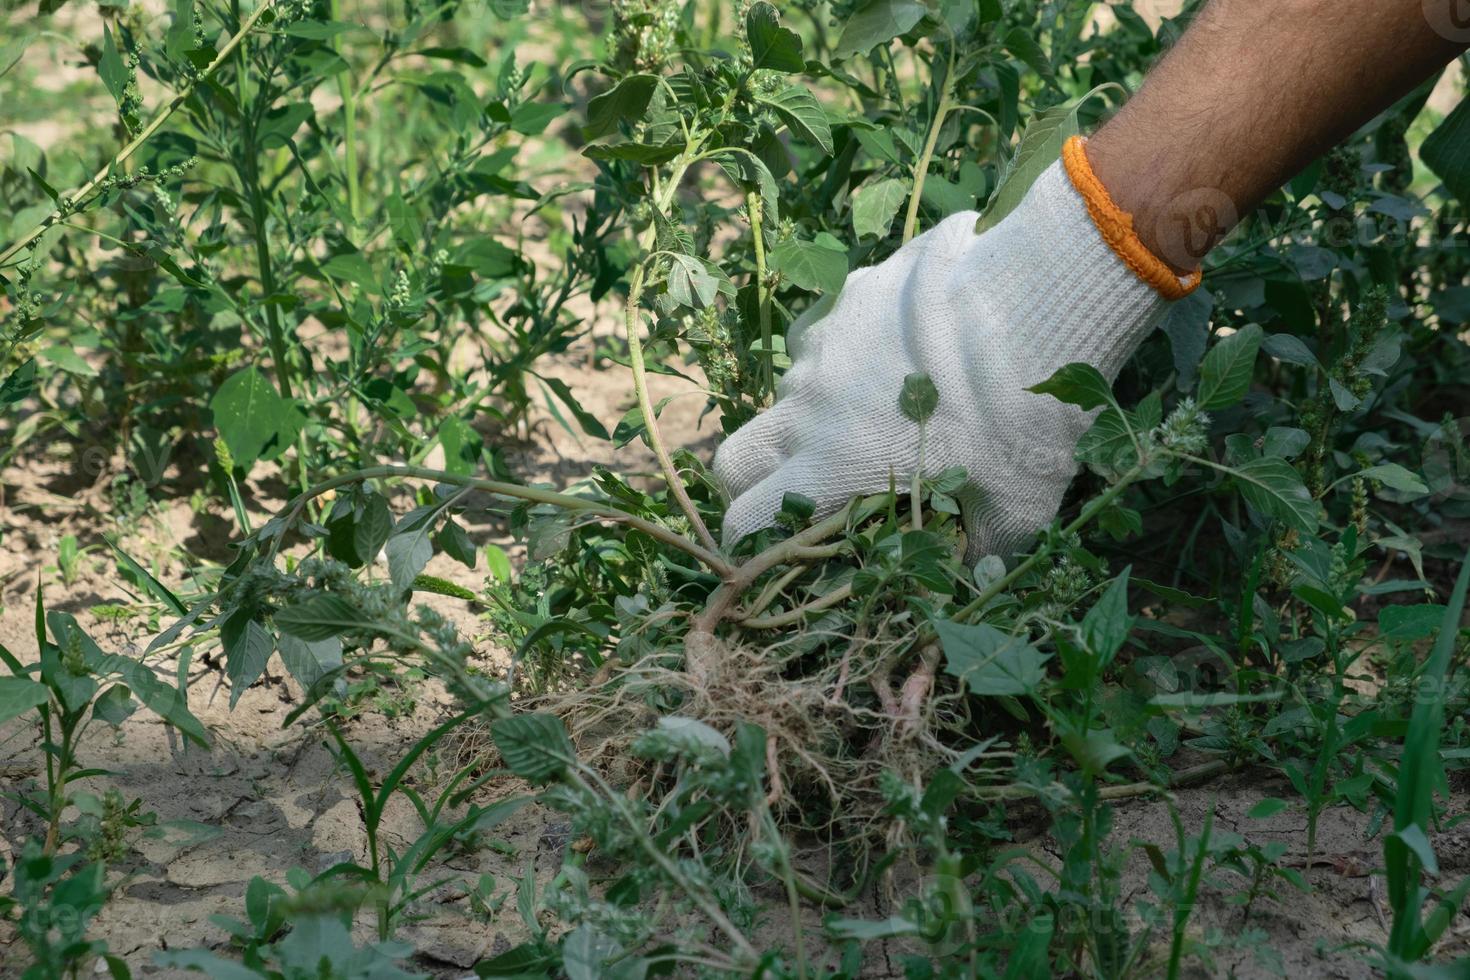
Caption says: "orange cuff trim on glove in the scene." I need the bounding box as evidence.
[1061,135,1203,301]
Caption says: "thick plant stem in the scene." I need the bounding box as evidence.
[271,464,734,579]
[902,42,955,245]
[747,189,774,400]
[692,502,855,634]
[623,264,720,555]
[0,0,278,267]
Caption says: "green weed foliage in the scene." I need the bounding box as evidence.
[2,0,1470,977]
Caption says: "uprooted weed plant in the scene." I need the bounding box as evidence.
[2,0,1470,976]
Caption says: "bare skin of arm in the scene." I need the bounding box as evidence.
[1087,0,1470,276]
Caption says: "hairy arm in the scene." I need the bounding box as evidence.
[1087,0,1470,274]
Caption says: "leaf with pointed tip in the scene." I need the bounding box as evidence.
[746,2,805,72]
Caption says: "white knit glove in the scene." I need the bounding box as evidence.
[714,139,1199,559]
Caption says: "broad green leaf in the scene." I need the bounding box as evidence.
[976,83,1122,232]
[1003,26,1052,79]
[1161,289,1211,390]
[1422,96,1470,208]
[1247,798,1289,819]
[220,613,273,709]
[851,177,909,240]
[210,367,302,470]
[664,253,718,309]
[1262,332,1319,368]
[39,345,96,377]
[92,684,136,727]
[386,511,435,593]
[435,518,477,569]
[745,2,805,72]
[1261,426,1310,459]
[834,0,927,60]
[0,676,48,725]
[354,493,393,564]
[713,147,781,228]
[491,712,575,783]
[1379,604,1445,641]
[486,544,513,583]
[274,595,362,642]
[898,372,939,424]
[277,634,342,692]
[936,620,1049,696]
[1197,323,1263,410]
[1358,463,1428,496]
[1231,456,1317,534]
[1028,362,1114,411]
[770,234,848,294]
[758,85,832,153]
[584,73,659,140]
[1,359,36,406]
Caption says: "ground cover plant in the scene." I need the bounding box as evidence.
[2,0,1470,976]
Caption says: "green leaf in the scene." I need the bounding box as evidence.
[1197,323,1262,410]
[834,0,927,60]
[1,359,36,406]
[39,345,97,377]
[98,25,128,105]
[277,634,341,692]
[584,73,659,140]
[770,234,848,294]
[1028,362,1114,411]
[386,511,435,594]
[92,684,137,728]
[1380,604,1445,641]
[535,374,609,440]
[1388,549,1470,957]
[1003,25,1052,79]
[0,676,49,725]
[105,537,186,615]
[1231,456,1317,534]
[898,372,939,425]
[220,613,273,709]
[490,713,575,783]
[1262,333,1319,368]
[977,83,1121,232]
[486,544,513,583]
[274,595,362,642]
[664,252,718,309]
[851,176,909,240]
[210,367,301,470]
[1247,797,1289,819]
[436,518,477,569]
[1358,463,1428,496]
[936,620,1050,696]
[354,493,393,564]
[1422,96,1470,208]
[1082,568,1132,668]
[758,85,832,153]
[745,2,805,72]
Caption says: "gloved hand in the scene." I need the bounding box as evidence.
[713,137,1199,559]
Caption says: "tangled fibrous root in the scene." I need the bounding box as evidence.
[513,627,982,854]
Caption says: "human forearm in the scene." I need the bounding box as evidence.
[1087,0,1469,274]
